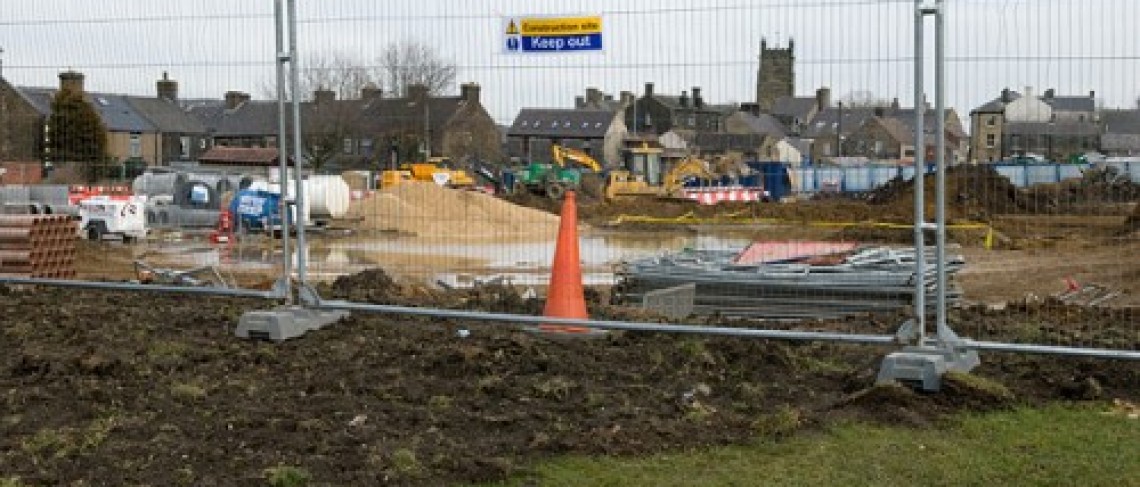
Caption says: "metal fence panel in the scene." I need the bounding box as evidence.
[0,0,1136,361]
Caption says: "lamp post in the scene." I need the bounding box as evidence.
[836,101,844,157]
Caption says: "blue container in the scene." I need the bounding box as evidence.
[745,161,792,201]
[230,189,281,230]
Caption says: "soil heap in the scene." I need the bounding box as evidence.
[347,182,561,239]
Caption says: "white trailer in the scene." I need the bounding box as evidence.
[77,196,148,242]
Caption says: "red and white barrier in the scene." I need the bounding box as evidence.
[68,185,134,205]
[681,187,767,205]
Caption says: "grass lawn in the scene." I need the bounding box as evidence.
[493,403,1140,487]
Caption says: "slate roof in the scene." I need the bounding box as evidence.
[126,97,207,134]
[771,96,818,122]
[973,91,1095,114]
[734,112,787,137]
[1045,96,1095,112]
[802,107,876,138]
[18,85,206,135]
[18,87,155,132]
[1101,109,1140,134]
[189,100,279,138]
[508,108,615,138]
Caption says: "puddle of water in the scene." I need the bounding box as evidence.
[145,228,761,286]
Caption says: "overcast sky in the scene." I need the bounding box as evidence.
[2,0,1137,125]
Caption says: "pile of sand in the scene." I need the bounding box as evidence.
[346,183,562,240]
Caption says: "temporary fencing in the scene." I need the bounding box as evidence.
[0,0,1137,371]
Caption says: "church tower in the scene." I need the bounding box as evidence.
[756,38,795,112]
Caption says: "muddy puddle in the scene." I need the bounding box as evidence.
[146,228,759,287]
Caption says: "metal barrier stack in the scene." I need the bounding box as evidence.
[0,216,77,278]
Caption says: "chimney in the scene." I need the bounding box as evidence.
[1001,88,1012,103]
[586,87,602,105]
[361,83,382,101]
[891,97,900,109]
[679,91,689,108]
[313,87,336,104]
[156,71,178,101]
[574,96,585,108]
[873,106,885,117]
[619,91,634,107]
[815,87,832,109]
[224,91,247,110]
[408,83,429,102]
[1090,90,1096,99]
[1044,88,1055,99]
[644,82,654,97]
[59,70,85,94]
[460,82,480,104]
[692,87,703,108]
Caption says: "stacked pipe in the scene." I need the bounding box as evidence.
[0,216,78,278]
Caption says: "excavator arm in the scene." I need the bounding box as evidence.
[662,156,716,193]
[551,145,603,172]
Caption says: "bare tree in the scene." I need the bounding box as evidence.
[260,51,379,101]
[377,40,456,97]
[260,42,457,100]
[840,90,891,108]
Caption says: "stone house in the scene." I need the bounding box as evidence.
[1100,109,1140,157]
[969,87,1099,162]
[506,107,626,167]
[1,71,205,169]
[811,105,965,164]
[627,83,732,136]
[189,82,500,172]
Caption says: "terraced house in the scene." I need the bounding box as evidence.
[0,71,206,174]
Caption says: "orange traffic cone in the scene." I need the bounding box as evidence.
[539,190,592,334]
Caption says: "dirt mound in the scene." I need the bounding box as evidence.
[346,182,560,239]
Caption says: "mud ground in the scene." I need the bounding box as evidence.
[2,275,1138,486]
[6,165,1137,484]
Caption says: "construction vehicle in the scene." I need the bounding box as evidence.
[509,145,603,199]
[380,157,476,189]
[551,144,603,172]
[605,155,717,201]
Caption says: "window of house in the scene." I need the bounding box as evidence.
[986,133,996,148]
[362,138,374,156]
[687,115,696,127]
[343,138,354,154]
[874,140,884,154]
[129,132,142,158]
[180,136,191,159]
[199,139,208,150]
[520,121,528,127]
[987,116,996,127]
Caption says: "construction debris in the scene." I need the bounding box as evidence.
[613,244,964,320]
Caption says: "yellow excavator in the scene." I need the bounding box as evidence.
[605,156,718,201]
